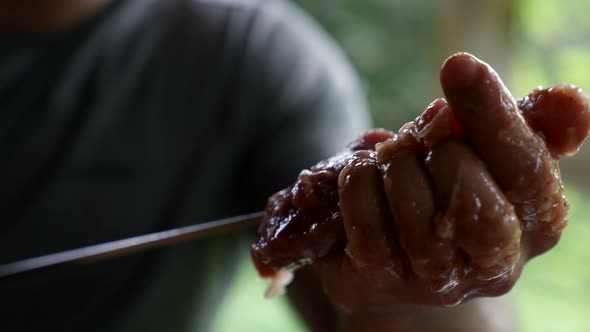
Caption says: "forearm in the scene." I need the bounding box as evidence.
[342,296,517,332]
[289,265,516,332]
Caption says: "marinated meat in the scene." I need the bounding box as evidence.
[518,84,590,157]
[251,129,394,280]
[251,53,590,301]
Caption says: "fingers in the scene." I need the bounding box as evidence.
[338,151,405,277]
[440,52,566,234]
[377,140,461,292]
[425,140,521,280]
[439,52,544,189]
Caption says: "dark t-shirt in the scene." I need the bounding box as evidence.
[0,0,370,330]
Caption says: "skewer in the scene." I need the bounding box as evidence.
[0,211,265,280]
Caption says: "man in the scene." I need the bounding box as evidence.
[0,0,367,330]
[0,0,561,331]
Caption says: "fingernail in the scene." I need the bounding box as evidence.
[440,52,480,92]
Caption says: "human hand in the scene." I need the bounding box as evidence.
[251,53,590,312]
[314,53,589,312]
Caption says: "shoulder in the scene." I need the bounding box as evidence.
[171,0,358,83]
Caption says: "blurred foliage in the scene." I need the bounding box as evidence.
[292,0,441,130]
[510,0,590,97]
[213,1,590,331]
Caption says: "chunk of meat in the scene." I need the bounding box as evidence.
[518,84,590,157]
[251,53,590,304]
[251,129,394,278]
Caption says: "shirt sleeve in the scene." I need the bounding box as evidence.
[229,0,372,209]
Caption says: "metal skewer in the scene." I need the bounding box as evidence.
[0,211,265,280]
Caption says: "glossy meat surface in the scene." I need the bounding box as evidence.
[252,129,394,277]
[251,53,590,305]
